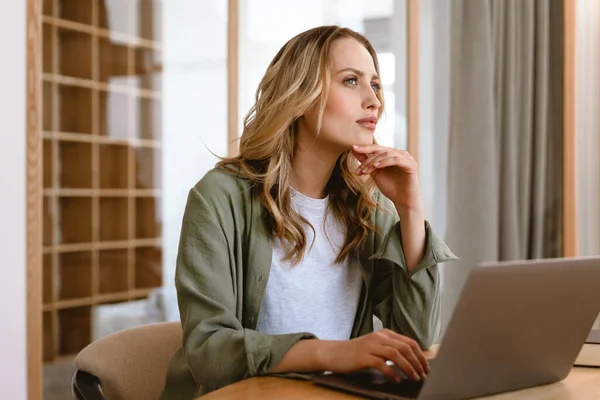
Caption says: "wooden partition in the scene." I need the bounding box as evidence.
[28,0,43,398]
[563,0,578,257]
[406,0,419,162]
[40,0,163,363]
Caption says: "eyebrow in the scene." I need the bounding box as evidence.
[336,67,380,81]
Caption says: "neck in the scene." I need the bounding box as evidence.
[291,136,341,200]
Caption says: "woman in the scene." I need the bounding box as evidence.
[161,25,457,399]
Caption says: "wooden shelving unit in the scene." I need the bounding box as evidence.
[41,0,163,362]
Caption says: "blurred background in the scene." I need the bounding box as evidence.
[1,0,599,399]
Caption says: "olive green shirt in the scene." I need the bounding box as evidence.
[160,168,458,399]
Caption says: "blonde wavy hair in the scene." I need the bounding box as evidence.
[217,25,385,265]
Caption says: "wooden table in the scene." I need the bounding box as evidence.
[200,367,600,400]
[201,345,600,399]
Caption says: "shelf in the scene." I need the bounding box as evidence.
[99,143,129,189]
[99,90,130,139]
[44,188,160,197]
[58,0,93,25]
[99,36,132,86]
[100,0,130,36]
[44,130,161,148]
[135,147,161,189]
[58,83,93,134]
[136,197,161,239]
[43,311,55,362]
[133,97,161,140]
[58,306,91,355]
[42,15,162,51]
[40,0,164,364]
[136,0,162,42]
[43,197,54,246]
[43,139,53,188]
[58,197,92,244]
[44,73,161,100]
[43,254,54,304]
[58,27,92,80]
[44,290,156,312]
[46,297,91,311]
[135,247,162,289]
[43,0,53,16]
[132,51,162,92]
[99,197,129,241]
[43,82,53,131]
[134,47,161,73]
[58,141,92,188]
[43,23,53,74]
[98,249,129,294]
[57,252,92,300]
[129,287,156,299]
[43,238,162,254]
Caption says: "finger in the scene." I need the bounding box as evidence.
[389,341,426,379]
[402,339,429,376]
[365,357,402,383]
[360,155,407,175]
[381,331,429,376]
[373,346,421,381]
[350,148,388,169]
[351,148,369,163]
[352,144,387,154]
[353,151,390,175]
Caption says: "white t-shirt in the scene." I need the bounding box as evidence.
[255,188,363,340]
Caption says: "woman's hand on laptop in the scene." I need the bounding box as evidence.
[320,329,429,382]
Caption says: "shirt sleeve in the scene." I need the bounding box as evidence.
[174,185,316,394]
[369,196,458,349]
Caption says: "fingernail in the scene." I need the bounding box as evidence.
[373,162,380,167]
[353,145,359,149]
[413,374,421,381]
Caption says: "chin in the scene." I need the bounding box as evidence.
[321,131,373,152]
[355,133,375,146]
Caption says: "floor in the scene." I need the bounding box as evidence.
[44,358,76,400]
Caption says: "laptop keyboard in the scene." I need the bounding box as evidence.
[348,369,424,397]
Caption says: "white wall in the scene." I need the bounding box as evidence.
[162,0,229,287]
[0,1,27,399]
[238,0,334,130]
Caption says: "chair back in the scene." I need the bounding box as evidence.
[74,322,182,400]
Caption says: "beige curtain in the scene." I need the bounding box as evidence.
[442,0,563,328]
[576,0,600,329]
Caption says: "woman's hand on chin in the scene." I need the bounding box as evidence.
[351,144,421,212]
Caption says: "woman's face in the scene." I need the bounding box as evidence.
[300,37,382,152]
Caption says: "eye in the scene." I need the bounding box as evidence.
[344,77,358,86]
[371,82,382,92]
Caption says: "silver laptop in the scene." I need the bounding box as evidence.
[314,256,600,399]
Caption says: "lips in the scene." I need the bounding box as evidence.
[357,116,378,130]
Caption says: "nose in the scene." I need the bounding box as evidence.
[362,87,381,111]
